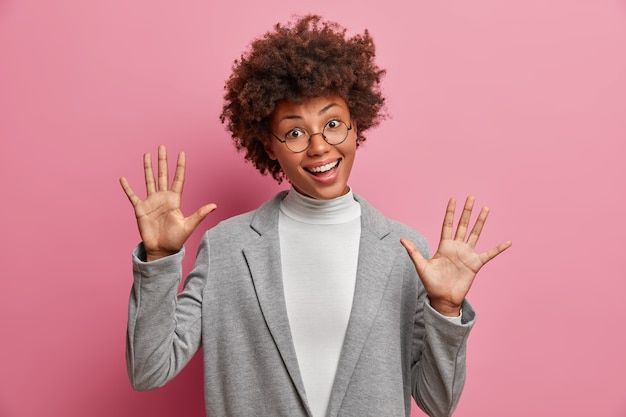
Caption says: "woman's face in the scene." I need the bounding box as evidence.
[265,95,357,200]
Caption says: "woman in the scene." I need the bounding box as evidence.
[120,14,511,417]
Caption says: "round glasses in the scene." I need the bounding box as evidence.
[269,119,352,153]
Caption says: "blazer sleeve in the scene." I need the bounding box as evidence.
[126,235,210,390]
[411,289,476,417]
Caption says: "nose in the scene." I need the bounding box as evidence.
[307,132,331,155]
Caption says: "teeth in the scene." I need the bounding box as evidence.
[309,161,339,173]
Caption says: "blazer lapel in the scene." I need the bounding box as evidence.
[326,195,398,417]
[243,192,310,411]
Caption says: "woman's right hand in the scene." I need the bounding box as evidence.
[119,145,217,261]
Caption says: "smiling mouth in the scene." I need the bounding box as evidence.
[306,160,340,175]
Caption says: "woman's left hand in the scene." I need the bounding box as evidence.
[401,196,512,317]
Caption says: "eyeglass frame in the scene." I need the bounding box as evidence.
[268,119,353,153]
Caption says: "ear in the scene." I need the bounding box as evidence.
[262,135,277,160]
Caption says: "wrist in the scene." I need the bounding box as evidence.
[145,249,178,262]
[429,298,462,317]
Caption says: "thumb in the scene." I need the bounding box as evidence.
[187,203,217,230]
[400,238,428,274]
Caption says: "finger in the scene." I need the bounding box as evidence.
[400,237,427,274]
[440,198,456,241]
[144,152,156,195]
[171,151,186,194]
[186,203,218,230]
[467,206,489,248]
[157,145,169,191]
[454,195,475,241]
[119,177,141,207]
[479,240,512,265]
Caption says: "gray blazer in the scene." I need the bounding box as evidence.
[127,192,475,417]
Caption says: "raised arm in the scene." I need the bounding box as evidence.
[121,145,217,390]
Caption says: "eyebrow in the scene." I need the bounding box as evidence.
[280,103,342,121]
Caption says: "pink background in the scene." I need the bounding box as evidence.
[1,0,625,416]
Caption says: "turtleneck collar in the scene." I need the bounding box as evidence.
[279,186,361,225]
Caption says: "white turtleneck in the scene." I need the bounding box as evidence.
[278,187,361,417]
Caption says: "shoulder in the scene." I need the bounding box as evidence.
[355,193,430,257]
[204,191,285,242]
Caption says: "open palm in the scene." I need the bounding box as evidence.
[401,196,511,317]
[120,145,216,261]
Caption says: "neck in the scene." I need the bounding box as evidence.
[280,186,361,224]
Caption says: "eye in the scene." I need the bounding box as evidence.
[325,119,342,130]
[285,128,306,140]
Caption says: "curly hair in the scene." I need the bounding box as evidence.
[220,14,387,182]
